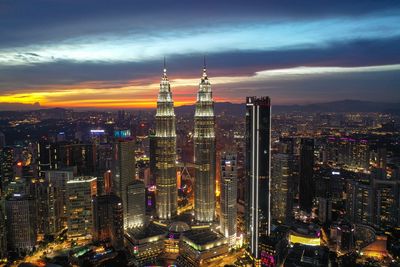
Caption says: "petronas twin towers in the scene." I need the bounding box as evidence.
[155,62,216,223]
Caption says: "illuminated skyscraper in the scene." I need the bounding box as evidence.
[299,138,315,212]
[6,194,37,255]
[66,176,97,239]
[126,180,146,228]
[194,62,216,222]
[220,152,237,247]
[155,63,177,220]
[92,193,124,249]
[112,140,135,228]
[271,153,295,223]
[245,96,272,260]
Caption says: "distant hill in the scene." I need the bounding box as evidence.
[1,100,399,114]
[273,100,400,113]
[175,102,245,116]
[175,100,400,116]
[0,102,42,111]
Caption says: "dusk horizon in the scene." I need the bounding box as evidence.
[1,1,400,109]
[1,2,400,266]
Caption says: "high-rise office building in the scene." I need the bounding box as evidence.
[271,153,294,223]
[299,138,315,212]
[6,194,37,255]
[92,193,124,249]
[0,146,14,195]
[326,137,369,170]
[45,169,74,226]
[37,139,58,176]
[220,152,237,247]
[245,96,272,260]
[155,65,177,220]
[194,64,216,223]
[126,180,146,228]
[372,177,399,229]
[0,131,5,148]
[346,180,373,225]
[58,143,96,176]
[35,180,63,236]
[0,209,7,260]
[112,140,135,227]
[346,173,400,229]
[66,176,97,239]
[370,172,400,229]
[149,133,157,186]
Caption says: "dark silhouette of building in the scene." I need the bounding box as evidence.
[245,96,272,261]
[6,194,37,255]
[299,138,315,213]
[92,193,124,249]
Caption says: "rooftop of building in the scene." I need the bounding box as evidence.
[285,244,329,267]
[128,179,145,186]
[168,221,190,233]
[289,221,321,237]
[126,222,167,241]
[66,176,97,184]
[182,229,224,246]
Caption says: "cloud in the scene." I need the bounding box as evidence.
[1,36,399,93]
[1,64,399,108]
[1,0,399,107]
[1,12,400,67]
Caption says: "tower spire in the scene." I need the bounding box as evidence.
[194,54,215,223]
[163,56,167,78]
[202,55,208,80]
[155,56,177,220]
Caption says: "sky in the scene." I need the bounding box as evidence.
[0,0,400,109]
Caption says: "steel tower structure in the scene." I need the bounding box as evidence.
[155,63,177,220]
[194,62,216,222]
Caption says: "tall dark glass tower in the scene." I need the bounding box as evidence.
[155,64,177,220]
[299,138,315,212]
[194,64,216,223]
[245,96,272,259]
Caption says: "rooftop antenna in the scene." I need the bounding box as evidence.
[163,56,167,77]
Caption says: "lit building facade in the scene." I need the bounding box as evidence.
[299,138,315,213]
[220,152,237,247]
[35,180,63,236]
[176,229,228,267]
[245,96,272,260]
[92,193,124,249]
[346,173,400,229]
[194,65,216,223]
[373,179,399,229]
[0,146,13,195]
[325,137,369,170]
[37,139,58,176]
[126,180,146,228]
[66,176,97,239]
[112,140,135,227]
[0,209,6,260]
[45,169,74,227]
[155,65,177,220]
[271,153,294,223]
[125,223,166,266]
[346,180,373,225]
[5,194,37,255]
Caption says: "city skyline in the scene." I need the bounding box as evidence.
[1,1,400,266]
[1,1,400,109]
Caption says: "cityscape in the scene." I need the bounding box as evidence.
[1,1,400,267]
